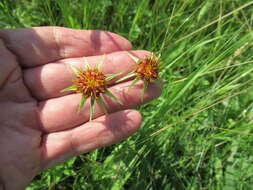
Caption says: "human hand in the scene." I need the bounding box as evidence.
[0,27,161,190]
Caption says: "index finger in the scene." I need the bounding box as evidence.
[0,27,132,67]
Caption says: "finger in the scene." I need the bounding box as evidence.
[41,109,141,170]
[38,80,161,133]
[0,39,18,85]
[24,50,151,100]
[0,27,132,67]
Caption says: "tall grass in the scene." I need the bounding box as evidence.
[1,0,253,189]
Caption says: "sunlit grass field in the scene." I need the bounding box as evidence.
[1,0,253,189]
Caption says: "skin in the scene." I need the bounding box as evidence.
[0,27,161,190]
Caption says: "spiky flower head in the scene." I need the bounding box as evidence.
[134,54,159,82]
[73,67,107,99]
[117,52,161,101]
[61,56,122,121]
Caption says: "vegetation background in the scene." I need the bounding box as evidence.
[1,0,253,189]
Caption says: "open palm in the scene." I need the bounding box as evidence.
[0,27,161,190]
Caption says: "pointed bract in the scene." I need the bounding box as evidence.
[96,54,106,69]
[83,57,91,70]
[126,51,139,62]
[129,77,140,89]
[116,72,135,83]
[141,81,149,102]
[69,64,80,76]
[105,72,122,81]
[96,97,108,114]
[105,90,123,105]
[61,85,77,93]
[90,97,95,121]
[78,96,87,113]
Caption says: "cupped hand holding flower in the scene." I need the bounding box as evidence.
[0,27,161,190]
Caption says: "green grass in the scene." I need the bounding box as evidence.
[1,0,253,189]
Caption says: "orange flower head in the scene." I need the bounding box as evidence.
[134,54,159,82]
[61,56,122,120]
[73,67,107,99]
[116,52,161,101]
